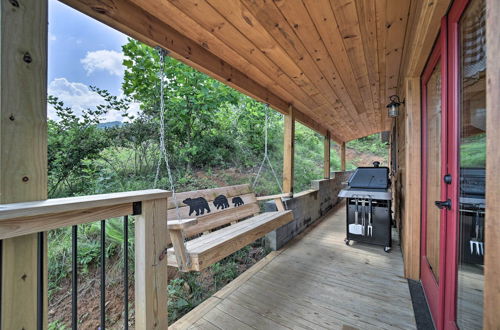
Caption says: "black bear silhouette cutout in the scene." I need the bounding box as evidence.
[213,195,230,210]
[183,197,211,216]
[232,196,244,207]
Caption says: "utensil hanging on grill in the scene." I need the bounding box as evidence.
[349,197,364,235]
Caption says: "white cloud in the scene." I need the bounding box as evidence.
[47,77,140,123]
[80,50,124,77]
[48,78,103,120]
[49,32,57,42]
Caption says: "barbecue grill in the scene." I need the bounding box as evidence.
[459,168,485,264]
[338,162,393,252]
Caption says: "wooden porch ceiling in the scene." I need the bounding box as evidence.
[61,0,413,142]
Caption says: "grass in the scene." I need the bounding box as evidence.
[460,133,486,168]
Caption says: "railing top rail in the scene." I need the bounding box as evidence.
[0,189,171,221]
[0,190,171,240]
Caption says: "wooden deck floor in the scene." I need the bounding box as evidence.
[171,203,416,330]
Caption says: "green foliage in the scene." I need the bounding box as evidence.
[460,133,486,168]
[49,320,68,330]
[47,89,130,197]
[48,218,134,296]
[347,133,388,156]
[294,123,324,192]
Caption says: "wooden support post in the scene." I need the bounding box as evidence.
[323,131,331,179]
[485,0,500,327]
[283,105,295,194]
[135,198,170,329]
[340,142,346,171]
[1,0,48,329]
[402,77,421,281]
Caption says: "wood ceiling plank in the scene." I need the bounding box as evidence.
[402,0,452,78]
[162,0,350,137]
[328,0,376,131]
[241,0,360,139]
[376,0,389,131]
[303,0,370,132]
[274,0,369,135]
[201,0,350,134]
[59,0,340,140]
[355,0,382,131]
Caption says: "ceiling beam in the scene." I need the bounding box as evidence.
[58,0,341,141]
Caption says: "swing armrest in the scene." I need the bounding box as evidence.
[256,193,292,201]
[167,218,198,230]
[168,219,196,272]
[256,194,291,212]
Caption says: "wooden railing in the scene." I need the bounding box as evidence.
[0,189,171,329]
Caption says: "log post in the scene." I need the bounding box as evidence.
[283,105,295,194]
[324,131,331,179]
[402,77,421,281]
[1,0,48,328]
[340,142,346,171]
[135,198,170,329]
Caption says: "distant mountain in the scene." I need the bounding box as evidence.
[97,121,123,129]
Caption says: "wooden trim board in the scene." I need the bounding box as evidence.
[484,0,500,327]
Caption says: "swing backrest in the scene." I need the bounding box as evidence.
[167,184,260,238]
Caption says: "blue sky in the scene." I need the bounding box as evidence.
[48,0,138,121]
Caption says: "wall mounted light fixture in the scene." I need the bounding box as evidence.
[386,95,404,118]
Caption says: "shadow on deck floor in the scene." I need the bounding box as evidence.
[171,203,417,330]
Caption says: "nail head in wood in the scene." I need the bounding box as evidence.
[23,52,32,63]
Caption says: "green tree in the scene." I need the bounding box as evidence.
[122,39,244,171]
[47,87,130,197]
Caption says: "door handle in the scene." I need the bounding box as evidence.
[435,199,452,210]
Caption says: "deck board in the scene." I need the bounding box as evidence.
[171,204,416,329]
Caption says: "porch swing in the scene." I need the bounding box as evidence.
[154,48,294,272]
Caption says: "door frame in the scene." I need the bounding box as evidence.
[420,17,449,329]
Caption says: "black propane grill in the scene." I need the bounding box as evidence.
[338,162,393,252]
[459,168,485,265]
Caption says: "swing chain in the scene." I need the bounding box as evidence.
[252,104,283,193]
[153,46,181,219]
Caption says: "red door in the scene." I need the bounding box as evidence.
[421,18,449,329]
[421,0,485,329]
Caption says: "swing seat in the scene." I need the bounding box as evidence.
[166,184,293,271]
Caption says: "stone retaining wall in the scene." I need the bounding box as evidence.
[264,171,353,250]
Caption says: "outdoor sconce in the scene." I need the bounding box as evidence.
[386,95,405,118]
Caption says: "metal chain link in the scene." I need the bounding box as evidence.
[252,104,283,192]
[153,47,181,219]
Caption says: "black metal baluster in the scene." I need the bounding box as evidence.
[72,225,78,330]
[37,232,44,330]
[100,220,106,330]
[123,216,129,330]
[0,239,3,328]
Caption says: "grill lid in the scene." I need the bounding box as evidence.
[347,167,390,189]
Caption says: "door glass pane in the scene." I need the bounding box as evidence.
[425,62,442,282]
[458,0,486,328]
